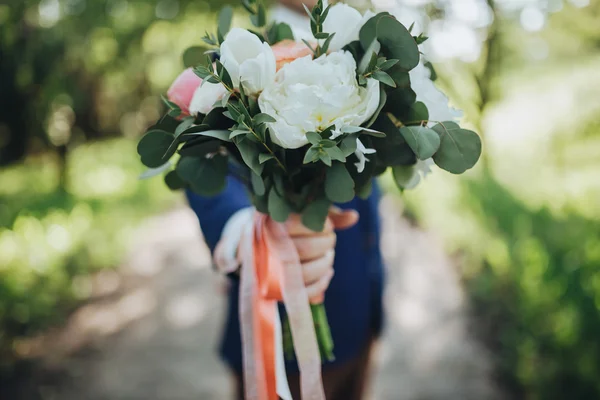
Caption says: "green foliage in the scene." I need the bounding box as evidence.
[431,122,482,174]
[399,126,440,160]
[325,163,355,203]
[0,138,177,365]
[463,175,600,400]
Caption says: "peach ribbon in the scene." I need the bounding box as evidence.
[231,213,325,400]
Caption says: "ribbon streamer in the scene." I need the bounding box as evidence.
[216,210,325,400]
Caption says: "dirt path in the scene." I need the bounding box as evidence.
[12,198,501,400]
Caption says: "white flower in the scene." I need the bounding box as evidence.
[409,62,463,123]
[322,4,375,52]
[354,138,376,173]
[220,28,277,94]
[189,82,228,115]
[258,51,380,149]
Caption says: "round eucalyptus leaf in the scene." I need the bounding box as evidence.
[268,188,291,222]
[301,197,331,232]
[176,155,228,196]
[376,16,419,70]
[183,46,210,68]
[137,129,176,168]
[164,170,187,190]
[251,172,266,196]
[432,122,482,174]
[392,165,420,190]
[399,126,440,160]
[325,163,355,203]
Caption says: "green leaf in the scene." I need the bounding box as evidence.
[326,146,346,162]
[174,118,195,138]
[320,33,336,54]
[424,61,437,81]
[301,197,331,232]
[218,6,233,38]
[303,147,320,164]
[259,153,275,164]
[231,129,251,139]
[379,59,399,71]
[236,137,264,175]
[251,3,267,27]
[253,113,276,124]
[340,135,358,157]
[215,60,233,89]
[306,132,321,146]
[392,165,419,190]
[178,139,221,157]
[314,32,329,39]
[182,46,210,68]
[268,189,291,222]
[399,126,440,160]
[406,101,429,123]
[432,122,482,174]
[250,172,266,196]
[181,129,231,142]
[372,70,396,88]
[268,22,295,43]
[359,40,379,74]
[373,15,420,70]
[137,130,176,168]
[359,12,390,50]
[177,155,228,196]
[325,163,355,203]
[319,151,332,166]
[165,170,187,190]
[356,180,373,200]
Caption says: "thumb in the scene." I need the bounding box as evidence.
[328,206,359,231]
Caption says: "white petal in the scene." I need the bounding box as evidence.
[322,4,363,51]
[189,82,228,115]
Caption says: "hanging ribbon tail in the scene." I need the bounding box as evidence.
[217,211,325,400]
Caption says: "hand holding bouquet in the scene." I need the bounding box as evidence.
[137,1,481,398]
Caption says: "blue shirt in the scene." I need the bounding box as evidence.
[186,176,384,373]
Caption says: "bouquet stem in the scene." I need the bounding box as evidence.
[311,303,335,362]
[282,303,335,363]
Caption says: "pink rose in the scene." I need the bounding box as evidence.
[167,68,202,115]
[271,40,314,71]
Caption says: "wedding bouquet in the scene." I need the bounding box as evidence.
[137,1,481,398]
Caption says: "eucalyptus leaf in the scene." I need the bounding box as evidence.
[177,155,228,196]
[373,15,419,70]
[399,126,440,160]
[303,147,320,164]
[137,130,176,168]
[392,164,419,190]
[326,146,346,162]
[302,197,331,232]
[250,172,266,196]
[340,135,358,157]
[174,118,195,138]
[306,132,321,145]
[372,70,396,88]
[259,153,275,164]
[164,170,187,190]
[218,6,233,38]
[268,189,291,222]
[236,137,264,175]
[181,129,231,142]
[325,162,355,203]
[253,113,277,124]
[432,122,482,174]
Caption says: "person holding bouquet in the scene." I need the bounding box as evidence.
[186,4,384,399]
[140,0,481,397]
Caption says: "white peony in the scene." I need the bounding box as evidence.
[220,28,277,95]
[409,62,463,123]
[189,81,228,115]
[258,51,380,149]
[322,4,375,52]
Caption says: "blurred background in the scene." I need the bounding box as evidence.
[0,0,599,399]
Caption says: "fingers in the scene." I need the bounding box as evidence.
[329,207,359,231]
[306,268,335,305]
[302,250,335,285]
[292,234,336,262]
